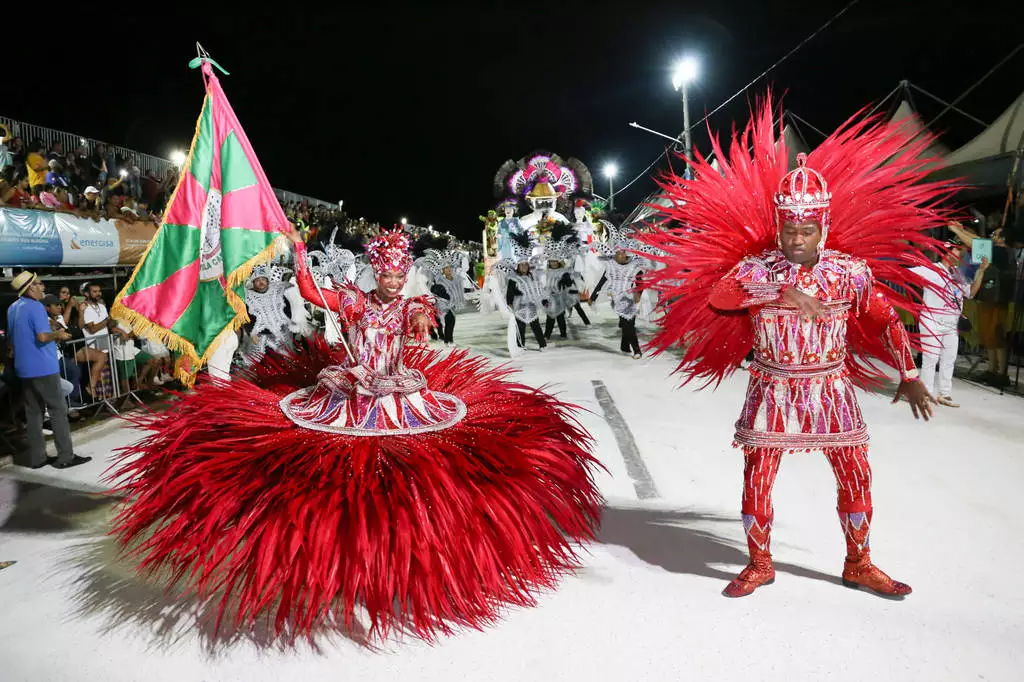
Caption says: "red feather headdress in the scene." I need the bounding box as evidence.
[365,227,414,275]
[639,95,961,389]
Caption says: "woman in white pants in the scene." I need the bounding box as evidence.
[911,244,987,407]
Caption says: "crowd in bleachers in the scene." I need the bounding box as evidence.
[0,123,180,222]
[0,123,348,232]
[1,123,481,259]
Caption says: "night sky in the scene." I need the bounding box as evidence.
[5,1,1018,239]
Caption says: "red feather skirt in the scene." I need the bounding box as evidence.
[107,338,603,642]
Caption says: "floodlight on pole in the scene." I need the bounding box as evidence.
[401,217,407,225]
[671,57,699,91]
[170,149,187,166]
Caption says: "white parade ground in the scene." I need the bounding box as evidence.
[1,304,1021,682]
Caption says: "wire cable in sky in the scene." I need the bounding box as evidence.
[607,144,673,199]
[615,0,862,200]
[688,0,862,131]
[921,42,1023,130]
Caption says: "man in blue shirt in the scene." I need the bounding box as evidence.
[7,271,89,469]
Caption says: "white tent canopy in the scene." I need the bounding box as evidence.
[781,122,811,169]
[622,191,675,228]
[884,98,950,166]
[943,90,1024,166]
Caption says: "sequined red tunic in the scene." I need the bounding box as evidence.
[283,247,465,435]
[711,249,918,450]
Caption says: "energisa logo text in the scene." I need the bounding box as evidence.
[70,238,116,250]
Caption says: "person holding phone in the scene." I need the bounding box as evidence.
[948,220,1017,387]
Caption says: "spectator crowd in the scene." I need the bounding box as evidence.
[0,123,481,258]
[0,122,344,233]
[0,122,177,222]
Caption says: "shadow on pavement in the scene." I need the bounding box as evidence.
[61,535,375,658]
[599,505,840,586]
[0,477,116,534]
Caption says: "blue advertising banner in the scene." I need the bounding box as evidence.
[0,209,63,265]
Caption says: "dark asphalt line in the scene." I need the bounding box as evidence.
[591,379,659,500]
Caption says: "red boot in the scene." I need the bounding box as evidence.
[723,514,775,598]
[839,511,912,599]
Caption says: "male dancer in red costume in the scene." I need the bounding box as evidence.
[710,156,933,598]
[642,101,956,601]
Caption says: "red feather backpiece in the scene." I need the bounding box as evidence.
[106,338,603,643]
[640,96,960,388]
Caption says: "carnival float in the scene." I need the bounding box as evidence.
[481,151,609,315]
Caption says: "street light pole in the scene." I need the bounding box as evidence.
[681,80,693,172]
[672,56,699,179]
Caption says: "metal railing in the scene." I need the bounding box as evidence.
[0,329,169,451]
[1,116,175,180]
[55,332,170,415]
[274,188,336,209]
[1,115,335,208]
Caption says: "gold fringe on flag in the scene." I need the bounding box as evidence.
[110,84,287,387]
[224,235,285,290]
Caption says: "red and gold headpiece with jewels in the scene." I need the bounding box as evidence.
[365,227,414,276]
[774,152,832,245]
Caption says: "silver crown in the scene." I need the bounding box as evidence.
[774,153,831,212]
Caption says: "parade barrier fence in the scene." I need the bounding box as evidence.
[0,332,159,446]
[0,331,150,444]
[56,333,161,415]
[0,207,157,267]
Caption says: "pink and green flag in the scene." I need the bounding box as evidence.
[113,58,288,385]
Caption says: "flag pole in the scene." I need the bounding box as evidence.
[308,267,358,365]
[189,46,357,366]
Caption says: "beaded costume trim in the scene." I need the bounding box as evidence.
[279,388,467,437]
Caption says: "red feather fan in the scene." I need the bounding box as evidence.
[639,95,961,388]
[106,339,603,643]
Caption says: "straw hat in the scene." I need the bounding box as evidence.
[11,271,38,296]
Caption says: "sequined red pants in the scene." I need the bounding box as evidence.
[742,446,872,517]
[741,446,873,557]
